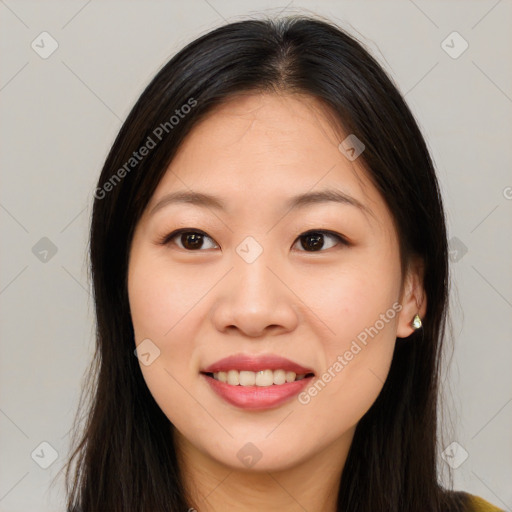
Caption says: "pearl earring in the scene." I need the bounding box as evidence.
[411,314,422,330]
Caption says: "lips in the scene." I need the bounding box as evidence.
[201,353,314,374]
[201,353,315,410]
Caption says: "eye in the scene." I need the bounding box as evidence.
[158,229,218,251]
[292,230,349,252]
[158,228,349,252]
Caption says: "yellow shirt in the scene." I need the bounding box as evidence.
[468,494,504,511]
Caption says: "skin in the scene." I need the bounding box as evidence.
[127,92,427,512]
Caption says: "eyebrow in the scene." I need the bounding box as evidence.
[149,188,372,217]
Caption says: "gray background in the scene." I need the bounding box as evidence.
[0,1,511,510]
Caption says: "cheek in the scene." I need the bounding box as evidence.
[129,256,205,427]
[298,295,398,437]
[295,252,401,350]
[128,253,208,341]
[294,252,400,413]
[128,254,198,367]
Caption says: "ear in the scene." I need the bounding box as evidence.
[396,256,427,338]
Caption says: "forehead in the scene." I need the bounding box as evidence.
[176,92,345,162]
[147,92,384,221]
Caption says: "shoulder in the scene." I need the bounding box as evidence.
[464,493,504,512]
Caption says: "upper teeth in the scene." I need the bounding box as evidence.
[213,369,307,387]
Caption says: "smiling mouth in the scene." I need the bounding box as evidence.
[202,369,315,387]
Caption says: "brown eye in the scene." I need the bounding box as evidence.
[161,229,218,251]
[293,231,347,252]
[159,229,347,252]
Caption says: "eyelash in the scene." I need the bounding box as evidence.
[157,228,350,252]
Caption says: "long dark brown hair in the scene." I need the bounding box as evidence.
[61,14,470,511]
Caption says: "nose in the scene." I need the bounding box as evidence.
[211,253,299,338]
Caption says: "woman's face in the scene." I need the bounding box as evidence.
[128,92,423,472]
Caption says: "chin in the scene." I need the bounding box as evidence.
[201,434,311,472]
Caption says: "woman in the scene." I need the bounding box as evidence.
[63,15,503,512]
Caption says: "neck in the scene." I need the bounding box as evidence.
[174,427,355,512]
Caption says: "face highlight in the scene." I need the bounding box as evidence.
[127,92,422,475]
